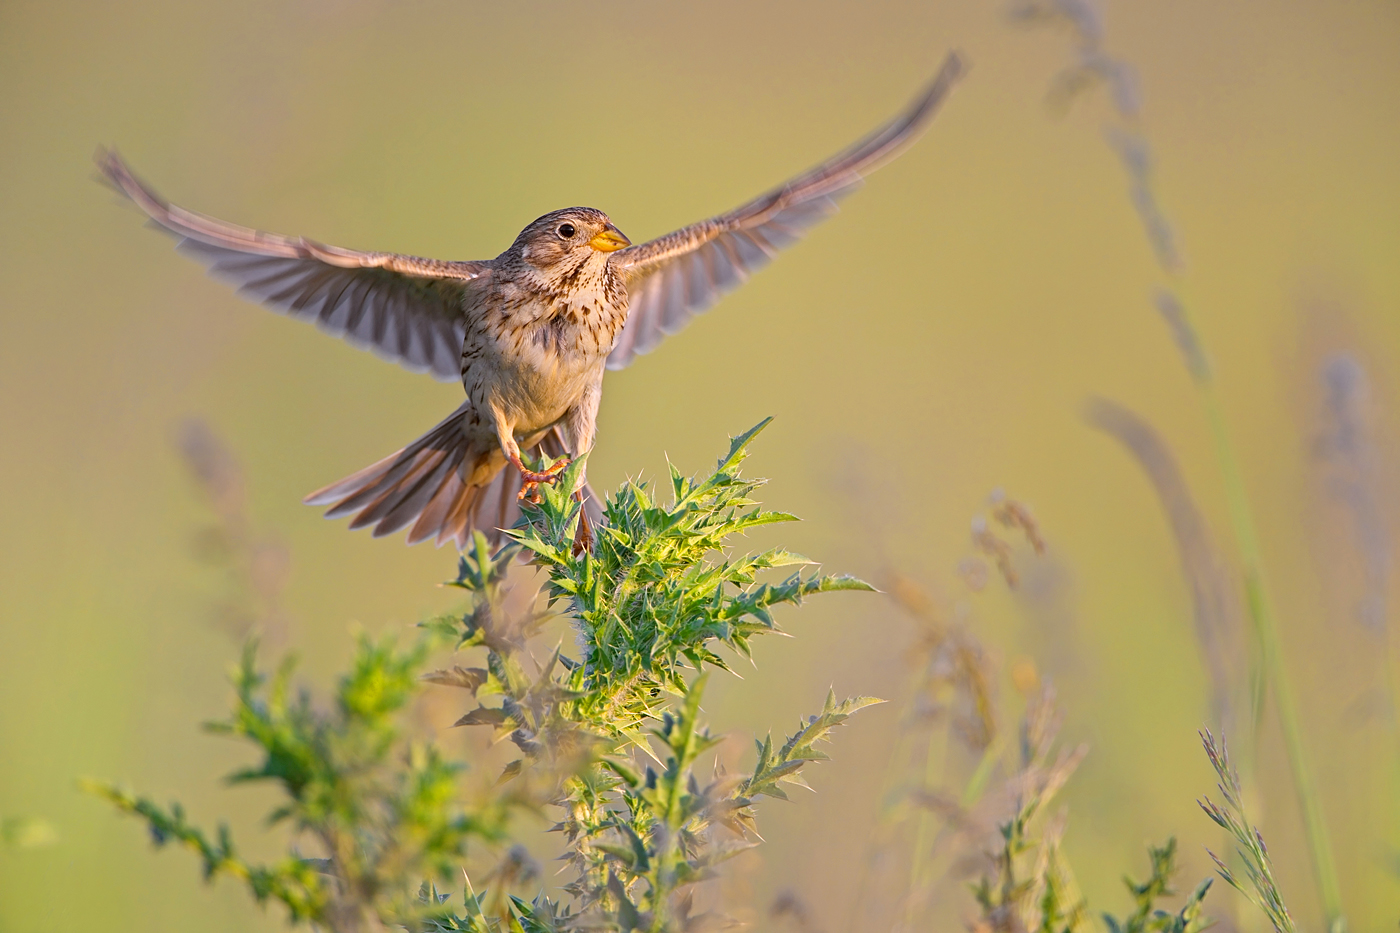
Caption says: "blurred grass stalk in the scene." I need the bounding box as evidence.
[1084,397,1242,734]
[1157,288,1344,932]
[1314,353,1400,757]
[1005,2,1348,924]
[862,508,1041,930]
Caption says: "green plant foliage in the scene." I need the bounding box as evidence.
[86,633,512,931]
[510,418,870,727]
[85,421,1228,933]
[83,781,328,921]
[967,687,1092,933]
[957,691,1216,933]
[740,691,885,805]
[89,423,880,932]
[1102,839,1212,933]
[435,421,880,931]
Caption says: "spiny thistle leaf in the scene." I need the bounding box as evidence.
[741,692,885,803]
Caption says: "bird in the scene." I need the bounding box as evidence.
[98,52,965,555]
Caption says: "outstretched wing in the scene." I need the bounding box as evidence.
[97,149,493,382]
[607,52,966,370]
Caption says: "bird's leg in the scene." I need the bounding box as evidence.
[557,387,601,554]
[493,409,572,502]
[508,449,571,502]
[571,490,594,556]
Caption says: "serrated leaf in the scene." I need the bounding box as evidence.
[754,549,814,567]
[816,574,876,592]
[422,667,488,693]
[453,707,508,728]
[837,696,886,714]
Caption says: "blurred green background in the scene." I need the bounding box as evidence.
[2,0,1399,929]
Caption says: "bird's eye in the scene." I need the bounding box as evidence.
[557,223,576,239]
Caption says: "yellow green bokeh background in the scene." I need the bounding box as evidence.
[2,1,1399,929]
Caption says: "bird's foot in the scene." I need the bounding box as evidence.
[512,454,571,502]
[571,492,594,557]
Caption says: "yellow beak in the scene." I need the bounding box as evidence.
[588,225,631,253]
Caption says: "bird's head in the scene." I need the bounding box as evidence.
[506,208,631,282]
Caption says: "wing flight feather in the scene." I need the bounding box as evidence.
[608,52,966,369]
[97,149,492,382]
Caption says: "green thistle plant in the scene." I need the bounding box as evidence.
[434,419,879,930]
[88,422,880,932]
[86,632,512,932]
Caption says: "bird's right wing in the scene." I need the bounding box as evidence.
[97,150,493,382]
[606,51,966,370]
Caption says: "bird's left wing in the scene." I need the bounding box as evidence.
[97,150,492,382]
[606,51,966,370]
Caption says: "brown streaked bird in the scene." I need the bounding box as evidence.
[99,53,965,554]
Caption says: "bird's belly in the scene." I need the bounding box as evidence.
[508,371,589,434]
[473,341,602,437]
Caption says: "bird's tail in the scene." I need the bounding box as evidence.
[304,403,600,549]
